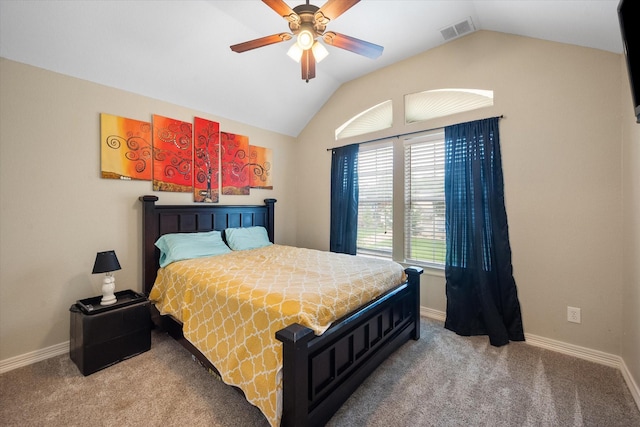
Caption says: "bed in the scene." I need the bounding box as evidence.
[139,195,423,427]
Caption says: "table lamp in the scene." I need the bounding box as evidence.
[92,250,121,305]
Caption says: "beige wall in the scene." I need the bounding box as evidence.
[0,58,297,360]
[621,56,640,393]
[296,31,626,356]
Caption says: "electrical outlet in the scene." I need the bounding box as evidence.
[567,306,581,324]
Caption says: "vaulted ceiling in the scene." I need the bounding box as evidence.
[0,0,623,136]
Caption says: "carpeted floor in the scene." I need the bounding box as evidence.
[1,317,639,426]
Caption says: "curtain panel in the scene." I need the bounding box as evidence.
[330,144,359,254]
[444,117,524,346]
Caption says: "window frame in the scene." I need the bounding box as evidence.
[356,140,395,258]
[355,130,446,271]
[403,130,446,269]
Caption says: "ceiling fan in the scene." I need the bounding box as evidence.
[230,0,383,82]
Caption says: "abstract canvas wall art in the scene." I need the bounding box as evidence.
[100,113,152,180]
[249,145,273,189]
[221,132,250,195]
[193,117,220,202]
[100,112,270,196]
[152,115,193,192]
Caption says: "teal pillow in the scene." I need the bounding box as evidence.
[155,230,231,267]
[225,226,272,251]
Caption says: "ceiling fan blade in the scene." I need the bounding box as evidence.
[315,0,359,24]
[230,33,292,53]
[301,49,316,82]
[262,0,300,24]
[322,31,383,59]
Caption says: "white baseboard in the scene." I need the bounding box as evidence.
[420,306,446,322]
[524,332,620,367]
[420,307,640,411]
[525,332,640,410]
[0,341,69,374]
[621,358,640,411]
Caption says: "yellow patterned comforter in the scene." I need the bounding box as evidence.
[149,244,406,427]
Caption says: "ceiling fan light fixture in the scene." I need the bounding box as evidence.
[296,26,315,50]
[287,43,303,63]
[231,0,383,82]
[311,41,329,63]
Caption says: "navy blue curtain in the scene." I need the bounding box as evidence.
[444,117,524,346]
[330,144,359,254]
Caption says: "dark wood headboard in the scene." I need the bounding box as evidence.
[139,195,277,295]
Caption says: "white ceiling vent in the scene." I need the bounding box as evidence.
[440,17,475,41]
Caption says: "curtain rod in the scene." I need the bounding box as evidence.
[326,115,504,152]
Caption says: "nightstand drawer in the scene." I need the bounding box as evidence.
[69,292,151,376]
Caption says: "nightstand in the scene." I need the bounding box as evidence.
[69,289,151,375]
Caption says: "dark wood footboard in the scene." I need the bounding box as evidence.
[276,266,422,427]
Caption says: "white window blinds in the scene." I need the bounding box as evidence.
[404,131,446,266]
[357,141,393,257]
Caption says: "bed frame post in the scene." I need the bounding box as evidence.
[139,195,159,296]
[405,266,424,340]
[264,198,276,243]
[275,323,315,427]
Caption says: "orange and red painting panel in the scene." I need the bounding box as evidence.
[152,115,193,192]
[100,113,152,180]
[221,132,250,195]
[249,145,273,189]
[193,117,220,203]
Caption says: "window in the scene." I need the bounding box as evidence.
[355,131,446,268]
[335,100,392,140]
[404,131,446,267]
[347,87,489,268]
[404,89,493,124]
[356,141,393,257]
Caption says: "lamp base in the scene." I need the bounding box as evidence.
[100,275,117,306]
[100,295,117,306]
